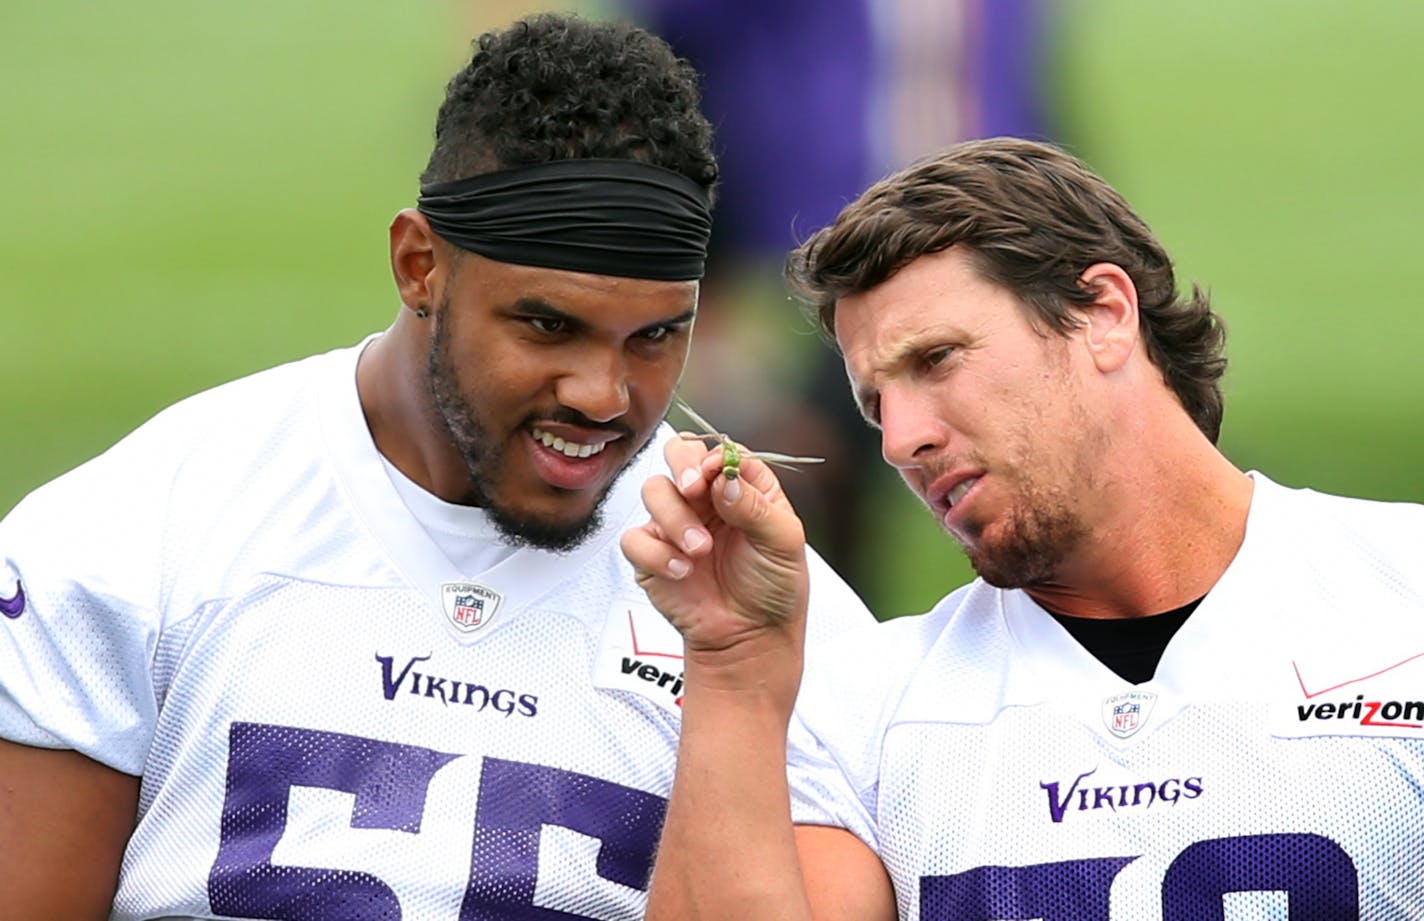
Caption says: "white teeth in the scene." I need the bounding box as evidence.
[533,428,606,459]
[946,477,978,508]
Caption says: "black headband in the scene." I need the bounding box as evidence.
[416,159,712,281]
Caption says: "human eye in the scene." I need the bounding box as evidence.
[528,315,568,335]
[637,315,695,345]
[922,345,955,369]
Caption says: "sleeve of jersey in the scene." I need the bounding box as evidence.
[786,709,881,853]
[790,548,879,848]
[0,458,166,776]
[803,545,877,643]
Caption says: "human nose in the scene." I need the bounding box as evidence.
[556,348,631,423]
[878,385,943,471]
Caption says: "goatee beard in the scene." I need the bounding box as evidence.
[426,303,608,553]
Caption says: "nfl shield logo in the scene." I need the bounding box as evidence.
[452,594,484,627]
[441,582,503,635]
[1102,690,1157,739]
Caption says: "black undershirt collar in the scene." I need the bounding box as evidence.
[1047,597,1204,684]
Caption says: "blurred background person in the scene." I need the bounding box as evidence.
[622,0,1054,607]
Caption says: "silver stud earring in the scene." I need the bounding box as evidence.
[416,308,428,319]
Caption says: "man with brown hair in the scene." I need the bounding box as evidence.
[623,137,1424,918]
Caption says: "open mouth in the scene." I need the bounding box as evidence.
[532,427,609,460]
[946,476,979,509]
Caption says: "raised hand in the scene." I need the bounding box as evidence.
[621,433,811,704]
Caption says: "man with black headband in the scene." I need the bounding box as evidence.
[0,12,872,919]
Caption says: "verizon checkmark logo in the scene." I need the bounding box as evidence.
[628,609,684,661]
[1293,654,1424,731]
[1293,653,1424,699]
[1,581,24,619]
[593,594,686,715]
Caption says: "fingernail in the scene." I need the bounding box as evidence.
[667,558,691,579]
[682,528,706,552]
[723,477,742,503]
[678,468,701,490]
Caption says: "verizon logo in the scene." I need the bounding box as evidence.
[621,657,684,707]
[1297,694,1424,729]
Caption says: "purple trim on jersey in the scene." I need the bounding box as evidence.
[0,582,24,619]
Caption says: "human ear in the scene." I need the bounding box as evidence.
[389,209,440,317]
[1077,262,1139,373]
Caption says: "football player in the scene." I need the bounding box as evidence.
[625,137,1424,920]
[0,12,874,919]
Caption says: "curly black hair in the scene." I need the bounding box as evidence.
[421,12,718,203]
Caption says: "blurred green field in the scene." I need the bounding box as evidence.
[0,0,458,500]
[2,0,1421,619]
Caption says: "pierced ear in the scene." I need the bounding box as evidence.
[1078,262,1140,373]
[389,208,440,317]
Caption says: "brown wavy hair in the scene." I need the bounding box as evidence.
[786,137,1227,442]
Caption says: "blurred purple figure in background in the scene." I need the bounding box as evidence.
[625,0,1054,609]
[871,0,1052,166]
[623,0,876,262]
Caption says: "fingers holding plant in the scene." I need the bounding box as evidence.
[621,424,811,664]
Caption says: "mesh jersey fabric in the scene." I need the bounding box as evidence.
[787,473,1424,919]
[0,340,874,920]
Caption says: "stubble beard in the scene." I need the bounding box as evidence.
[426,301,610,553]
[956,474,1087,589]
[952,357,1101,590]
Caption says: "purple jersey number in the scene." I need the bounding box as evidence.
[461,758,668,920]
[920,857,1135,920]
[1161,833,1358,920]
[209,722,666,919]
[920,832,1358,919]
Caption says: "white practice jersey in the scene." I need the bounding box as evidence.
[0,341,873,921]
[789,473,1424,920]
